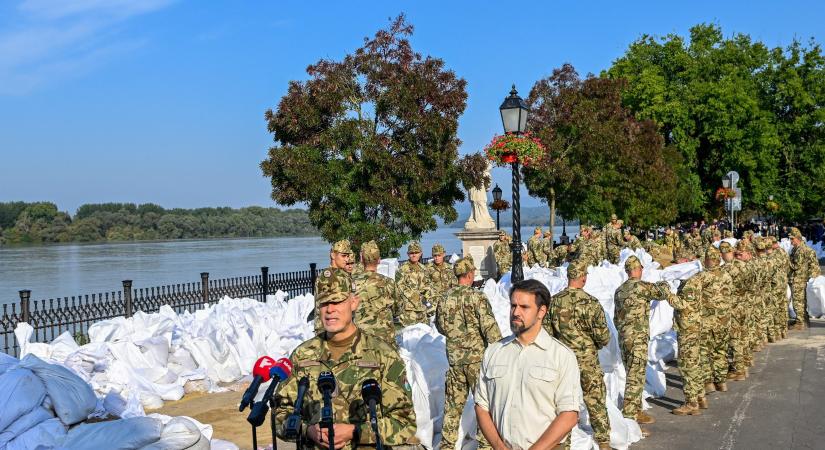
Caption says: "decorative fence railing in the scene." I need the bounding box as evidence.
[1,263,318,357]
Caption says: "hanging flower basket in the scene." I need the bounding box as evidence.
[490,199,511,212]
[715,187,736,201]
[484,132,546,167]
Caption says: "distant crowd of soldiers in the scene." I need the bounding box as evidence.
[279,216,822,449]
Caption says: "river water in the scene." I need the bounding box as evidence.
[0,225,570,305]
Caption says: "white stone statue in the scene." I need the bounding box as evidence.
[464,162,496,230]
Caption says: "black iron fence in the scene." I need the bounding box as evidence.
[1,264,318,357]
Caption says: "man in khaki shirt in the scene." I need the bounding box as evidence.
[475,279,581,450]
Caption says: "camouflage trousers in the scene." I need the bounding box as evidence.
[701,323,730,383]
[677,334,704,403]
[730,305,751,372]
[399,308,429,328]
[750,296,768,347]
[580,359,610,444]
[791,282,809,324]
[768,289,789,337]
[775,288,790,332]
[620,350,647,419]
[440,362,490,450]
[606,247,620,265]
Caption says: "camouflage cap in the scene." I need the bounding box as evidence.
[453,257,475,277]
[407,241,422,253]
[704,246,722,266]
[544,230,553,237]
[624,255,642,272]
[331,239,353,255]
[431,243,446,256]
[617,219,624,226]
[735,240,754,253]
[499,230,507,237]
[567,259,588,279]
[723,230,733,238]
[315,268,354,305]
[743,230,755,239]
[719,241,734,254]
[674,247,694,261]
[623,229,631,236]
[360,240,380,263]
[580,224,591,232]
[789,227,803,239]
[754,238,768,251]
[534,227,543,234]
[611,213,618,221]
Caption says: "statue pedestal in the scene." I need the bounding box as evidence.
[455,229,500,281]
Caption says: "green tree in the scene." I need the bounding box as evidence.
[523,64,680,227]
[260,15,486,255]
[607,24,825,221]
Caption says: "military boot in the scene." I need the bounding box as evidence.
[727,371,746,381]
[715,382,728,392]
[635,411,655,424]
[672,402,701,416]
[597,442,611,449]
[640,427,651,437]
[704,382,716,393]
[697,396,709,409]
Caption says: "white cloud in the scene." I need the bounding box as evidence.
[0,0,175,95]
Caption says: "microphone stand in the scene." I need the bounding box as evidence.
[366,399,384,450]
[269,394,278,450]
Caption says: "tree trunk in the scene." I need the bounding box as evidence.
[549,187,556,232]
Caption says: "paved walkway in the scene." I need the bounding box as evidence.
[634,319,825,450]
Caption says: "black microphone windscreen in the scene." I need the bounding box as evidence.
[361,378,381,403]
[318,371,336,393]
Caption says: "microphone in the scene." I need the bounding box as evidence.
[239,356,276,412]
[361,379,383,450]
[317,371,337,450]
[247,358,293,427]
[283,376,310,440]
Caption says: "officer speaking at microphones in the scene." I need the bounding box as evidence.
[272,267,421,449]
[239,356,276,412]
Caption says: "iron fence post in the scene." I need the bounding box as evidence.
[201,272,209,303]
[261,266,269,301]
[122,280,133,318]
[309,263,317,295]
[19,290,31,323]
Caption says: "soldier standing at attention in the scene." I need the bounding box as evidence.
[789,227,821,329]
[768,237,791,338]
[353,240,403,344]
[545,259,611,449]
[427,244,456,304]
[492,231,512,277]
[699,246,734,397]
[276,268,420,448]
[396,241,431,327]
[314,240,354,333]
[542,230,555,268]
[719,241,755,381]
[614,256,677,433]
[435,258,502,449]
[527,227,546,267]
[605,214,622,264]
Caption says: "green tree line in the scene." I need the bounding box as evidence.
[0,202,316,244]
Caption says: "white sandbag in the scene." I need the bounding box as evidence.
[147,414,213,441]
[5,417,66,450]
[48,331,80,362]
[0,352,17,376]
[378,258,400,279]
[59,416,162,450]
[13,323,50,360]
[18,354,97,426]
[102,389,146,419]
[0,368,47,431]
[209,440,240,450]
[806,276,825,319]
[138,416,207,450]
[0,406,52,447]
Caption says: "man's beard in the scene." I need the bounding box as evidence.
[510,318,532,335]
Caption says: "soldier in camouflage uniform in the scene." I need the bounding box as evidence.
[542,230,555,268]
[426,244,456,305]
[492,231,512,277]
[720,241,755,381]
[701,224,715,249]
[669,248,731,415]
[684,228,704,259]
[768,237,791,338]
[353,241,403,344]
[276,268,419,448]
[698,246,734,396]
[623,230,642,251]
[395,241,431,327]
[614,256,676,431]
[733,240,761,366]
[571,225,600,268]
[605,215,623,264]
[750,239,772,349]
[435,258,502,449]
[314,240,355,333]
[545,259,611,448]
[527,227,546,267]
[664,227,678,259]
[789,227,821,329]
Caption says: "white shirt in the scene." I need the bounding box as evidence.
[474,328,581,450]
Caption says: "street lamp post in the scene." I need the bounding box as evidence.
[492,184,502,230]
[500,85,529,283]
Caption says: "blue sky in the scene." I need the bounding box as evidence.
[0,0,822,215]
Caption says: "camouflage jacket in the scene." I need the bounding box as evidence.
[570,237,599,267]
[624,236,642,251]
[790,243,821,285]
[541,238,555,262]
[527,235,546,266]
[352,270,402,343]
[395,261,430,326]
[770,249,791,287]
[691,266,734,327]
[493,241,512,273]
[274,330,418,447]
[752,255,773,301]
[721,259,756,312]
[614,278,671,357]
[545,287,610,367]
[426,262,457,303]
[434,285,502,365]
[670,278,702,338]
